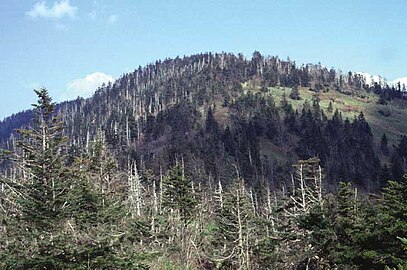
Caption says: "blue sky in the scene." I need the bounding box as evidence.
[0,0,406,119]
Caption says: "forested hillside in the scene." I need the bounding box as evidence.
[0,52,406,269]
[1,52,406,190]
[0,89,406,269]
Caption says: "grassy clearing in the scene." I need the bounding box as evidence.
[244,85,407,146]
[238,83,407,165]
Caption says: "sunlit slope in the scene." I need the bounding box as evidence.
[250,85,407,146]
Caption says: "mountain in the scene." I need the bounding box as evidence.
[1,52,407,269]
[1,52,406,191]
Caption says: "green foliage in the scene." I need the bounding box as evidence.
[251,217,279,268]
[327,100,333,113]
[289,86,301,100]
[332,182,361,268]
[376,176,407,268]
[162,163,197,222]
[211,178,255,268]
[0,73,406,268]
[0,89,148,269]
[14,89,70,228]
[330,178,407,269]
[1,53,406,194]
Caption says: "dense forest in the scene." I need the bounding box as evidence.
[0,52,406,269]
[1,52,406,190]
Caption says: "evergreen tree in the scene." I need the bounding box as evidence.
[211,175,255,269]
[375,176,407,268]
[0,89,147,269]
[334,182,361,268]
[391,154,405,182]
[377,92,388,105]
[327,101,333,113]
[0,89,95,268]
[14,88,71,228]
[380,133,389,155]
[279,158,333,269]
[396,135,407,167]
[289,86,301,100]
[162,163,197,222]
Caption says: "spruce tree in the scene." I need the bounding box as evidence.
[212,176,255,269]
[327,101,333,113]
[0,88,84,268]
[16,89,70,227]
[0,89,147,269]
[162,163,197,222]
[375,176,407,268]
[334,182,361,269]
[289,86,301,100]
[380,133,389,155]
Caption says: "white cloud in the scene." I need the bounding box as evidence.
[63,72,113,100]
[27,0,77,19]
[108,14,118,23]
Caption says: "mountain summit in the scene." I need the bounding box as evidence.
[0,52,406,269]
[0,52,406,191]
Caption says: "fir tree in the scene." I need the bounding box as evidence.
[327,101,334,113]
[380,133,389,155]
[0,89,147,269]
[334,182,361,268]
[375,176,407,268]
[0,89,92,268]
[14,88,71,228]
[162,163,197,222]
[289,86,301,100]
[212,175,255,269]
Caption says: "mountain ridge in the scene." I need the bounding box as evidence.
[1,52,406,191]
